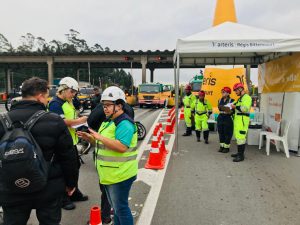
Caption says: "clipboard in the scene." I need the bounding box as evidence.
[219,105,232,113]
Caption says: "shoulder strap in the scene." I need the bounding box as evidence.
[0,112,13,132]
[24,110,48,131]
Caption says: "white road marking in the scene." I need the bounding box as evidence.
[136,110,177,225]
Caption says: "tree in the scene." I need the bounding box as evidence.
[0,33,14,52]
[17,33,35,52]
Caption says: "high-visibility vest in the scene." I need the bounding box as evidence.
[194,99,212,115]
[234,94,252,117]
[183,94,196,108]
[62,101,78,145]
[95,119,138,185]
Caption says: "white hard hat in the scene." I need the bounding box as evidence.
[59,77,79,91]
[101,86,126,103]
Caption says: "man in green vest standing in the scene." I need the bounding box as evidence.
[78,86,138,225]
[49,77,88,210]
[182,84,196,136]
[231,83,252,162]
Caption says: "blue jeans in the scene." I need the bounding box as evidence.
[103,176,136,225]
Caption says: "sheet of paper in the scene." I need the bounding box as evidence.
[71,122,88,129]
[224,103,233,109]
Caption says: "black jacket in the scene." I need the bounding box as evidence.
[0,100,79,206]
[88,103,135,131]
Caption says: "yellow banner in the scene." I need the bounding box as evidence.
[201,68,247,108]
[258,53,300,93]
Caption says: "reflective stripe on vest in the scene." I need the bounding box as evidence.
[95,119,138,185]
[96,154,137,162]
[96,143,138,152]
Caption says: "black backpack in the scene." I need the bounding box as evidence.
[0,110,50,194]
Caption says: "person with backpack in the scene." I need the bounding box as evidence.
[0,77,78,225]
[48,77,88,210]
[78,86,138,225]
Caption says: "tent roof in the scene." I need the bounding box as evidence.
[175,22,300,65]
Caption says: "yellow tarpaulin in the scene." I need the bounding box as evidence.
[202,68,247,109]
[258,53,300,93]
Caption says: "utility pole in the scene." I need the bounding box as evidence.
[88,62,91,85]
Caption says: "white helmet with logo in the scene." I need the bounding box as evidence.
[59,77,79,91]
[101,86,126,103]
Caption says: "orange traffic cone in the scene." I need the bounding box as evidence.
[145,140,164,170]
[145,125,164,170]
[159,137,168,156]
[89,206,102,225]
[165,117,174,134]
[168,107,175,116]
[180,108,184,120]
[150,127,159,153]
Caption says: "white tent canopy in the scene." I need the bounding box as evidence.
[175,22,300,65]
[173,22,300,151]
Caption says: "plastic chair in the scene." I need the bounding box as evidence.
[259,121,280,150]
[265,120,291,158]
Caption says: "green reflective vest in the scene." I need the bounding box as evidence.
[95,120,138,185]
[183,94,196,108]
[62,101,78,145]
[193,99,212,115]
[234,94,252,115]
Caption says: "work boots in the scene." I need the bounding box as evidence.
[182,127,192,136]
[233,144,245,162]
[196,131,201,142]
[222,148,230,153]
[218,146,224,152]
[203,130,209,144]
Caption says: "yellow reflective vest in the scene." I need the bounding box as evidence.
[95,118,138,185]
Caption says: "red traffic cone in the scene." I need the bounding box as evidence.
[89,206,102,225]
[145,148,164,170]
[180,108,184,120]
[165,117,174,134]
[150,126,159,152]
[160,138,168,155]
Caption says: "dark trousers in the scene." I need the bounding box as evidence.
[3,197,62,225]
[99,183,112,221]
[217,115,233,145]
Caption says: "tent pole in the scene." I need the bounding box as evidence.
[175,54,180,153]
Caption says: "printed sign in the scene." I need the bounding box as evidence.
[201,67,247,108]
[258,53,300,93]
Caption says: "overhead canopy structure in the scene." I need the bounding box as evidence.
[175,22,300,66]
[173,22,300,150]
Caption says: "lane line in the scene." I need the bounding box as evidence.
[137,109,164,161]
[136,111,177,225]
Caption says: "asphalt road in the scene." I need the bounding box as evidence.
[2,103,300,225]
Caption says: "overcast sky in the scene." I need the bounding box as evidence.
[1,0,300,85]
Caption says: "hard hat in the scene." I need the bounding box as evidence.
[233,83,244,91]
[199,90,205,97]
[59,77,79,91]
[101,86,126,103]
[185,84,192,91]
[222,87,231,94]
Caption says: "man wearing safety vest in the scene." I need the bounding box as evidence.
[49,77,88,210]
[217,87,235,153]
[78,86,137,225]
[192,90,212,143]
[230,83,252,162]
[182,84,196,136]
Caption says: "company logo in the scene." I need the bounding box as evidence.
[15,178,30,188]
[4,148,24,156]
